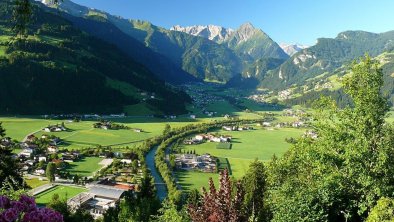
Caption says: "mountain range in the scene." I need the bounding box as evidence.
[50,1,394,98]
[2,0,394,115]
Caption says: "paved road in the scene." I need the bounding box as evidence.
[145,146,167,201]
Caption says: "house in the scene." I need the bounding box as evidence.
[262,122,271,127]
[26,135,37,143]
[34,169,45,175]
[62,152,80,162]
[195,135,205,141]
[47,146,58,154]
[219,136,232,142]
[0,137,12,148]
[120,159,132,164]
[292,121,304,128]
[38,156,47,162]
[19,148,34,158]
[222,126,234,131]
[190,115,196,119]
[133,128,142,133]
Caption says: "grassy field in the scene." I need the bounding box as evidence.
[35,185,87,205]
[25,178,49,189]
[177,127,305,191]
[65,157,104,177]
[0,117,60,141]
[176,171,219,192]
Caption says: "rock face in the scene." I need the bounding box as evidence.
[170,25,234,43]
[279,43,308,56]
[172,22,288,60]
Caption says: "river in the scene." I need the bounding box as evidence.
[145,146,168,201]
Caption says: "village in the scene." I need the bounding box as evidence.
[0,122,149,219]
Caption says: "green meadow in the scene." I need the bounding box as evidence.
[65,157,104,177]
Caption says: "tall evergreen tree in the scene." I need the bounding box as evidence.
[242,160,267,222]
[0,124,23,190]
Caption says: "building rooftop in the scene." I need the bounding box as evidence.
[89,186,125,200]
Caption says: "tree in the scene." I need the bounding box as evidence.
[242,160,266,222]
[267,56,394,221]
[154,200,190,222]
[163,124,171,136]
[0,122,5,138]
[12,0,32,38]
[188,169,246,222]
[47,194,71,221]
[366,197,394,222]
[117,171,160,222]
[139,169,157,199]
[73,175,80,184]
[46,162,56,182]
[0,125,23,190]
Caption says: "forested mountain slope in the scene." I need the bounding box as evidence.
[0,1,190,115]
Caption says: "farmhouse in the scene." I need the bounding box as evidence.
[34,169,45,175]
[133,128,143,133]
[47,145,58,154]
[26,135,37,143]
[19,148,34,158]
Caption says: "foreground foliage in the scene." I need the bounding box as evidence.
[0,195,63,222]
[267,56,394,221]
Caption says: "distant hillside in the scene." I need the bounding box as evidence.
[0,0,190,115]
[261,30,394,90]
[278,50,394,107]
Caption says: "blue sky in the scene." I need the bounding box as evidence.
[72,0,394,46]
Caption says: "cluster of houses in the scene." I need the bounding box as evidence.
[174,153,217,173]
[93,121,113,130]
[275,121,306,128]
[16,134,83,176]
[41,113,127,120]
[93,121,131,131]
[222,125,253,131]
[278,89,292,100]
[282,109,308,118]
[184,133,232,145]
[43,124,67,132]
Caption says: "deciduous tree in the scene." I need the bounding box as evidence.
[188,169,246,222]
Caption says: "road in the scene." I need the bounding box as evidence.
[145,146,167,201]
